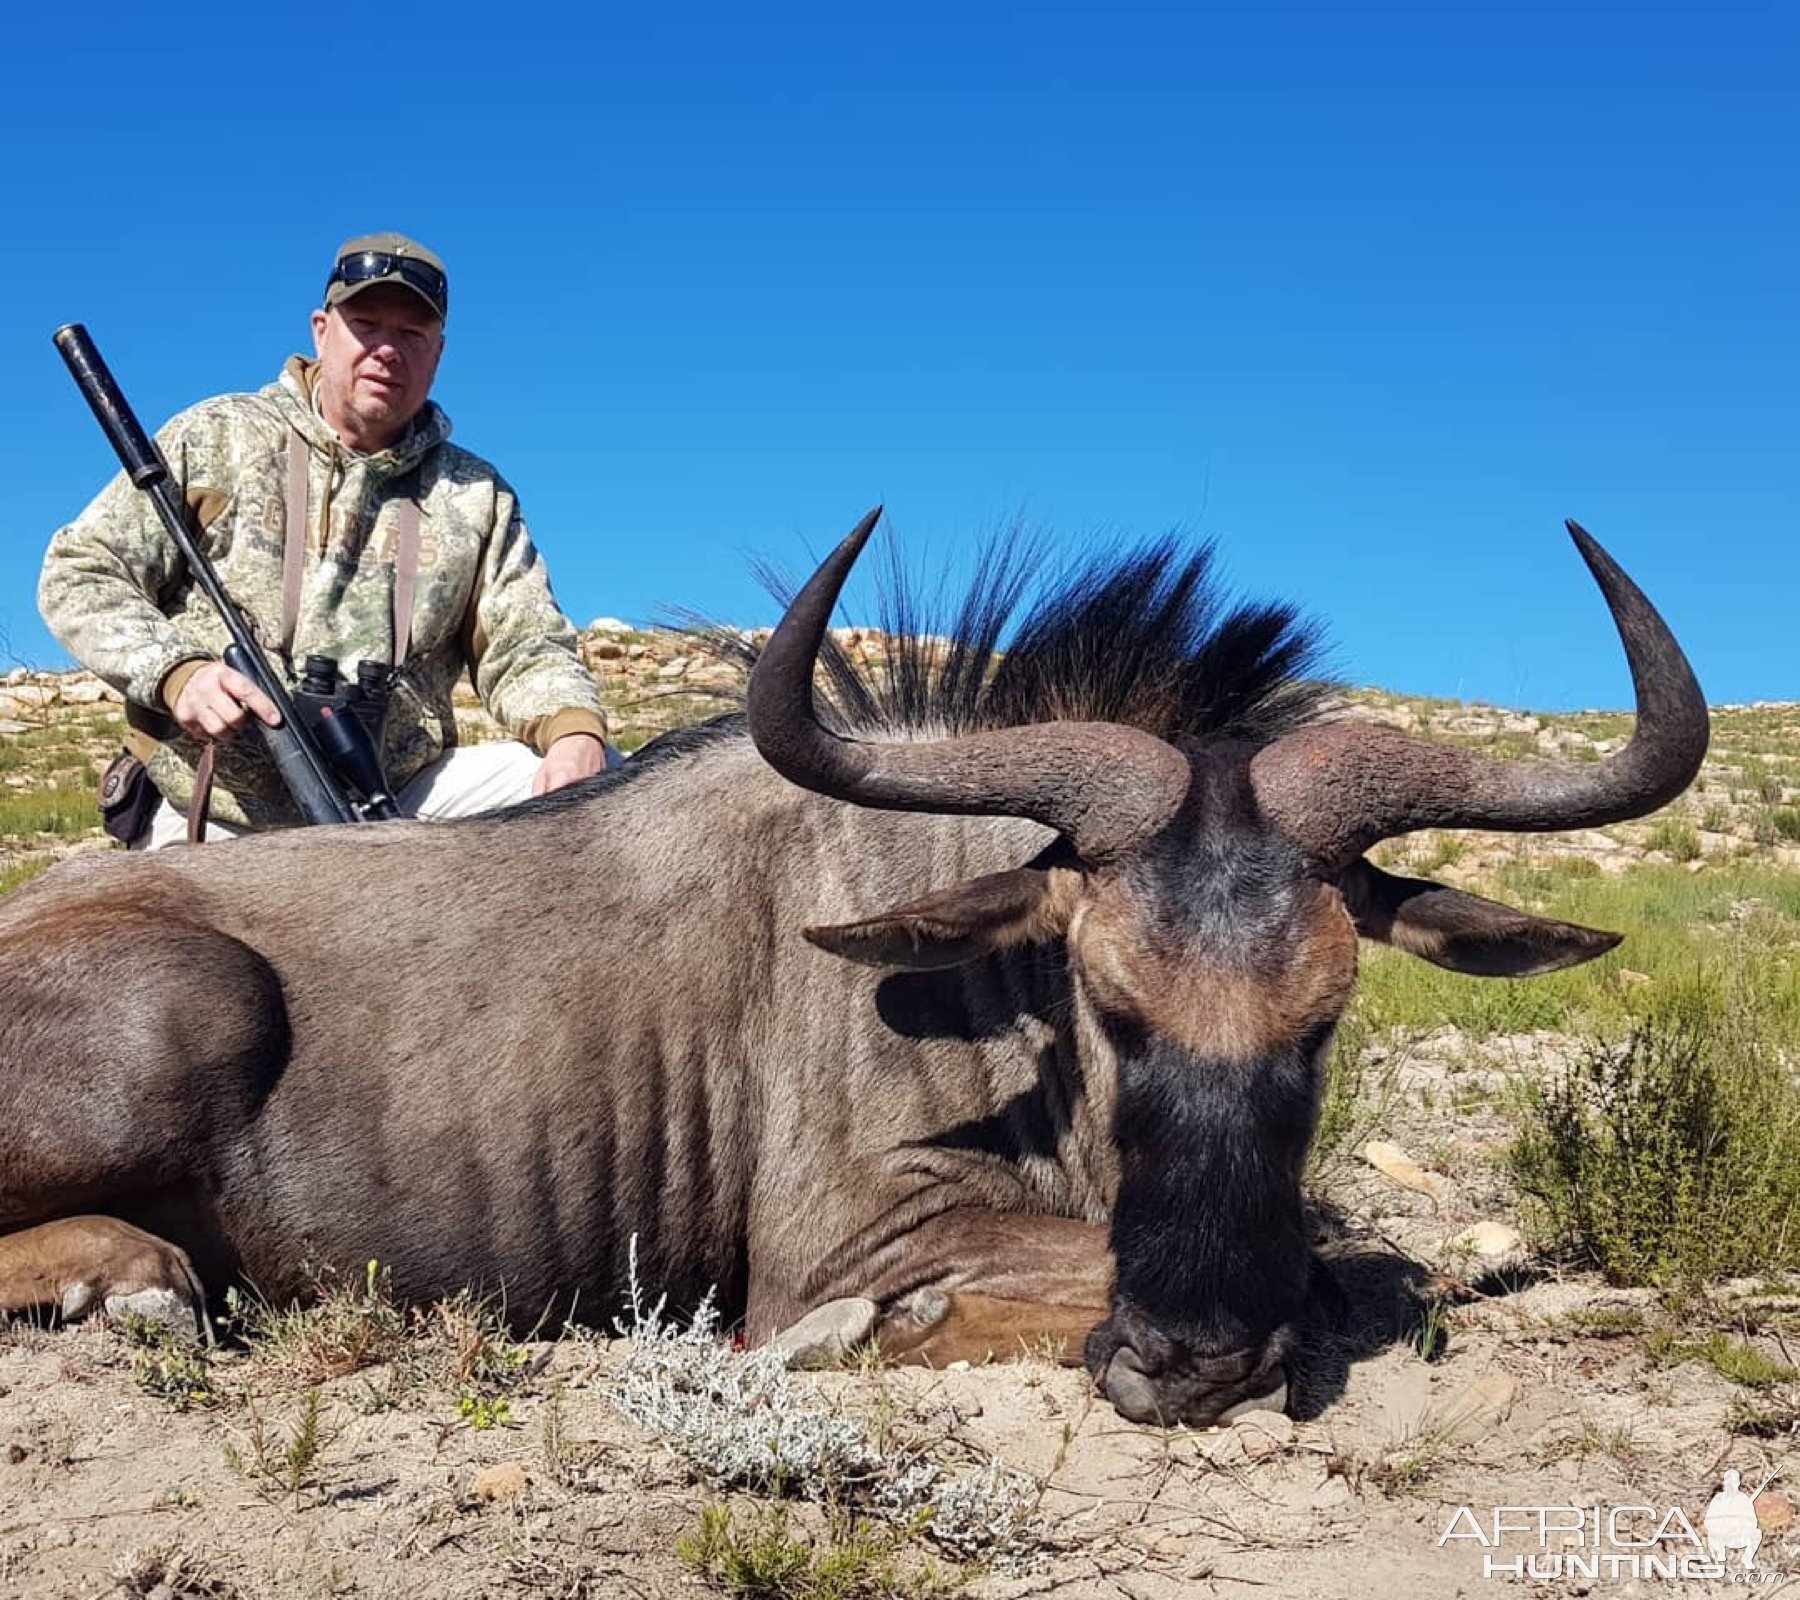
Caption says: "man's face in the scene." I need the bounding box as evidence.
[310,284,445,451]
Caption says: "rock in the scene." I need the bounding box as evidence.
[62,681,108,705]
[1434,1372,1518,1440]
[1616,969,1652,989]
[767,1297,878,1369]
[0,720,27,737]
[657,659,689,681]
[1235,1410,1295,1459]
[587,618,632,636]
[1362,1141,1448,1200]
[1441,1221,1525,1261]
[589,641,625,661]
[473,1462,530,1502]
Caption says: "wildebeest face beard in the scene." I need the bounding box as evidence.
[1084,1019,1326,1425]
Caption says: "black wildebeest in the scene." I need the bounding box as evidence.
[0,514,1706,1425]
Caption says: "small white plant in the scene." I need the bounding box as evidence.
[609,1237,1039,1556]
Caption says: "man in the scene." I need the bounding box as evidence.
[41,232,610,847]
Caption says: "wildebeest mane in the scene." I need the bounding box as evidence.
[699,528,1336,750]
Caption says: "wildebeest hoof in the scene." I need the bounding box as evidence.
[768,1296,879,1369]
[893,1287,950,1330]
[103,1285,196,1335]
[2,1216,211,1345]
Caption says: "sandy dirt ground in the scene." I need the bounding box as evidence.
[3,1242,1796,1598]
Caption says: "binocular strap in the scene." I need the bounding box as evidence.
[282,429,422,670]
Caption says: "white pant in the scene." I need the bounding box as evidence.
[133,741,550,851]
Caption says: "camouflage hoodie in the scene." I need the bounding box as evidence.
[40,358,607,827]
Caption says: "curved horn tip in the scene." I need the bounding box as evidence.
[1561,518,1637,594]
[805,506,884,592]
[846,504,883,547]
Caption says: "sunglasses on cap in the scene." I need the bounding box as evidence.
[327,251,448,317]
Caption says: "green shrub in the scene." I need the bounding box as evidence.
[1511,1014,1800,1286]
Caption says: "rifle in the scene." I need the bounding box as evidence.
[53,323,395,824]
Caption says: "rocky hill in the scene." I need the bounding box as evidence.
[3,628,1794,890]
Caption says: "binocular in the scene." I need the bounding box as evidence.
[289,655,399,819]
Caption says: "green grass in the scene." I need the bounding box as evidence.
[1644,1331,1799,1387]
[1558,1307,1649,1339]
[677,1503,967,1600]
[1646,817,1702,862]
[225,1259,531,1398]
[222,1387,339,1508]
[118,1312,219,1411]
[1308,1010,1399,1185]
[0,857,54,897]
[0,780,100,839]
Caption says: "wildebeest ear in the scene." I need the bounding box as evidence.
[805,867,1076,970]
[1337,858,1622,976]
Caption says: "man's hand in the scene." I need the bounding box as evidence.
[170,662,282,741]
[533,732,608,795]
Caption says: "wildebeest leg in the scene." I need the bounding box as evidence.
[0,910,285,1234]
[0,1216,210,1338]
[766,1206,1114,1368]
[879,1290,1104,1366]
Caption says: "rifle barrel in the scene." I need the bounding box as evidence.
[54,324,358,826]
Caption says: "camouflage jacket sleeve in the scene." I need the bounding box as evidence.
[464,487,608,751]
[38,406,221,710]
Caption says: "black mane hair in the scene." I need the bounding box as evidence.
[700,527,1336,750]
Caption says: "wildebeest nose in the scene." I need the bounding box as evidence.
[1103,1347,1292,1427]
[1102,1347,1166,1424]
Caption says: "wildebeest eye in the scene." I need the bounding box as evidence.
[1293,1016,1340,1065]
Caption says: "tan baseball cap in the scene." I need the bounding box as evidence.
[324,233,449,320]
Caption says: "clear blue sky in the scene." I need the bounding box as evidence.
[2,2,1792,710]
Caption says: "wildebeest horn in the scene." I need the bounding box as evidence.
[1248,522,1710,870]
[747,509,1193,859]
